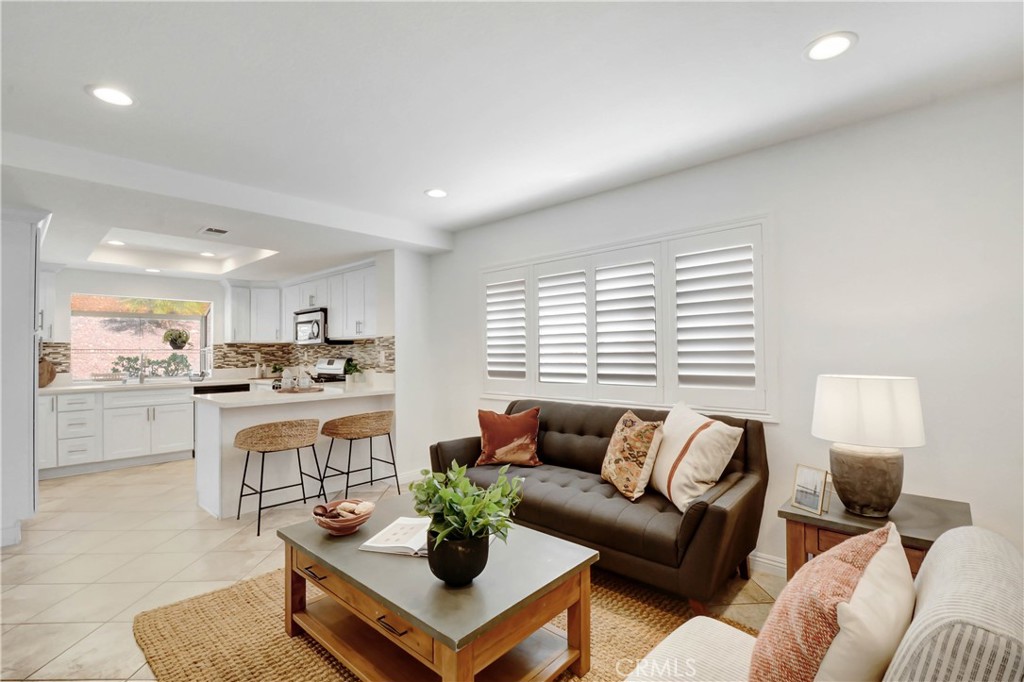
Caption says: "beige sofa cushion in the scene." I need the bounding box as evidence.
[625,616,753,682]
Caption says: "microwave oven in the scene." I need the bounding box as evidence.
[294,307,327,345]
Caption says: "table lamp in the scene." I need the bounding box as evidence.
[811,375,925,517]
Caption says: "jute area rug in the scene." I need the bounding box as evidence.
[134,568,756,682]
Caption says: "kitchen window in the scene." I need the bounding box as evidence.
[482,219,774,418]
[69,294,212,381]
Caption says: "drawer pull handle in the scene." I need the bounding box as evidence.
[67,448,88,454]
[68,421,86,426]
[302,565,327,581]
[376,615,409,637]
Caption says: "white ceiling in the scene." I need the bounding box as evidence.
[2,2,1021,281]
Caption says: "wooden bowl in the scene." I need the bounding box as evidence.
[312,499,374,536]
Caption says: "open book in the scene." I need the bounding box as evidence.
[359,517,431,557]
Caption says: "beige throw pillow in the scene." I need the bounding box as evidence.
[749,523,914,682]
[649,401,743,512]
[600,411,664,501]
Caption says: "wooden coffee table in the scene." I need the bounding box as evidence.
[278,495,599,682]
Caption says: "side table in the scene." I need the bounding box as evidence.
[778,491,972,579]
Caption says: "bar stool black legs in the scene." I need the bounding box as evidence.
[319,411,399,500]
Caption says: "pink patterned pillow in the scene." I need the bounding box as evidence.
[749,523,914,682]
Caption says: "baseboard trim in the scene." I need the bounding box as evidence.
[38,451,193,480]
[750,550,786,577]
[2,522,22,548]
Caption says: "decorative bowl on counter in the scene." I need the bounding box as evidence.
[312,499,375,536]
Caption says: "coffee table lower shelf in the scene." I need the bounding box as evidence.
[294,597,579,682]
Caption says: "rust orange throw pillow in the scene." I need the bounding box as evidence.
[476,408,541,466]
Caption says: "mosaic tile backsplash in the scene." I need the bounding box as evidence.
[43,337,395,374]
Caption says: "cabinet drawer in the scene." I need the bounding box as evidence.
[58,393,97,412]
[58,436,101,466]
[103,389,193,409]
[292,548,433,663]
[816,528,853,553]
[57,410,99,439]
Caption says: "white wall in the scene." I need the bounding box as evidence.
[427,81,1024,561]
[392,248,435,481]
[51,269,228,343]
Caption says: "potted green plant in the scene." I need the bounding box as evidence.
[410,463,524,586]
[162,328,190,350]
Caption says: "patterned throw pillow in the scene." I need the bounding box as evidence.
[601,411,664,501]
[475,407,542,466]
[649,401,743,512]
[749,523,915,682]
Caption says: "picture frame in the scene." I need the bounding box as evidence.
[792,464,828,515]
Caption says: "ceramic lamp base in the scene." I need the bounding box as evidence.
[829,444,904,518]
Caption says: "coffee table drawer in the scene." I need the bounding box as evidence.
[292,548,434,663]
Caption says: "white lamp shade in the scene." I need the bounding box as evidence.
[811,375,926,448]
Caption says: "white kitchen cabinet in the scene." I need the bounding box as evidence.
[35,396,57,469]
[249,288,281,342]
[37,271,58,341]
[281,284,302,341]
[298,279,328,309]
[229,286,251,342]
[103,407,151,460]
[151,403,195,454]
[103,389,194,461]
[329,266,377,337]
[58,437,102,466]
[56,392,102,466]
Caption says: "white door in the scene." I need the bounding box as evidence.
[298,279,328,309]
[282,285,302,341]
[250,288,281,342]
[103,407,151,460]
[35,396,57,469]
[326,274,346,336]
[151,403,195,454]
[361,267,377,336]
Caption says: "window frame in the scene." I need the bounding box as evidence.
[480,217,777,420]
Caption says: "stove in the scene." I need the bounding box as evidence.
[312,357,350,383]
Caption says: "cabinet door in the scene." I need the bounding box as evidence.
[151,403,194,454]
[58,437,101,466]
[250,288,281,342]
[230,287,251,342]
[38,271,57,341]
[361,267,377,336]
[282,285,302,341]
[343,270,365,336]
[102,407,151,460]
[35,396,57,469]
[298,279,328,309]
[326,274,346,336]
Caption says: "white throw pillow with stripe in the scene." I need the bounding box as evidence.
[649,401,743,512]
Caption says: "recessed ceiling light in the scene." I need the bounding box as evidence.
[805,32,858,61]
[87,85,134,106]
[106,240,126,246]
[424,188,448,199]
[145,268,161,273]
[199,252,216,257]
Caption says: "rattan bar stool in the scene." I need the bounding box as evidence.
[319,410,399,499]
[234,419,325,535]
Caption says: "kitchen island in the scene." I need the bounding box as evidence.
[193,384,395,519]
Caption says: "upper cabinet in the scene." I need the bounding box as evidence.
[229,286,281,342]
[327,265,377,338]
[229,286,251,342]
[298,279,328,309]
[37,271,58,341]
[281,284,302,342]
[250,288,281,342]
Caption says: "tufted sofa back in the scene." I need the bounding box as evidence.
[505,399,763,478]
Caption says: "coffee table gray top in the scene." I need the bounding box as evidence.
[278,495,599,649]
[779,491,972,550]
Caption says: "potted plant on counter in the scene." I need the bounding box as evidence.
[410,463,523,587]
[162,328,190,350]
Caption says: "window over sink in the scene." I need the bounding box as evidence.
[69,294,212,381]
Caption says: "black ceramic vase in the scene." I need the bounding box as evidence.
[426,530,489,587]
[169,341,186,350]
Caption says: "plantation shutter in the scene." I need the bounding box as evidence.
[485,279,527,380]
[595,260,657,386]
[675,244,755,389]
[537,270,587,383]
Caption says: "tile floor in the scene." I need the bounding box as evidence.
[1,459,784,681]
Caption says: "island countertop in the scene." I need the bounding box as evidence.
[191,385,395,408]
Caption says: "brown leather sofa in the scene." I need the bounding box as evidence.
[430,399,769,610]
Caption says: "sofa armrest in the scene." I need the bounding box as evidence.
[678,473,766,602]
[429,436,482,473]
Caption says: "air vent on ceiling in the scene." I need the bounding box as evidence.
[199,227,229,236]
